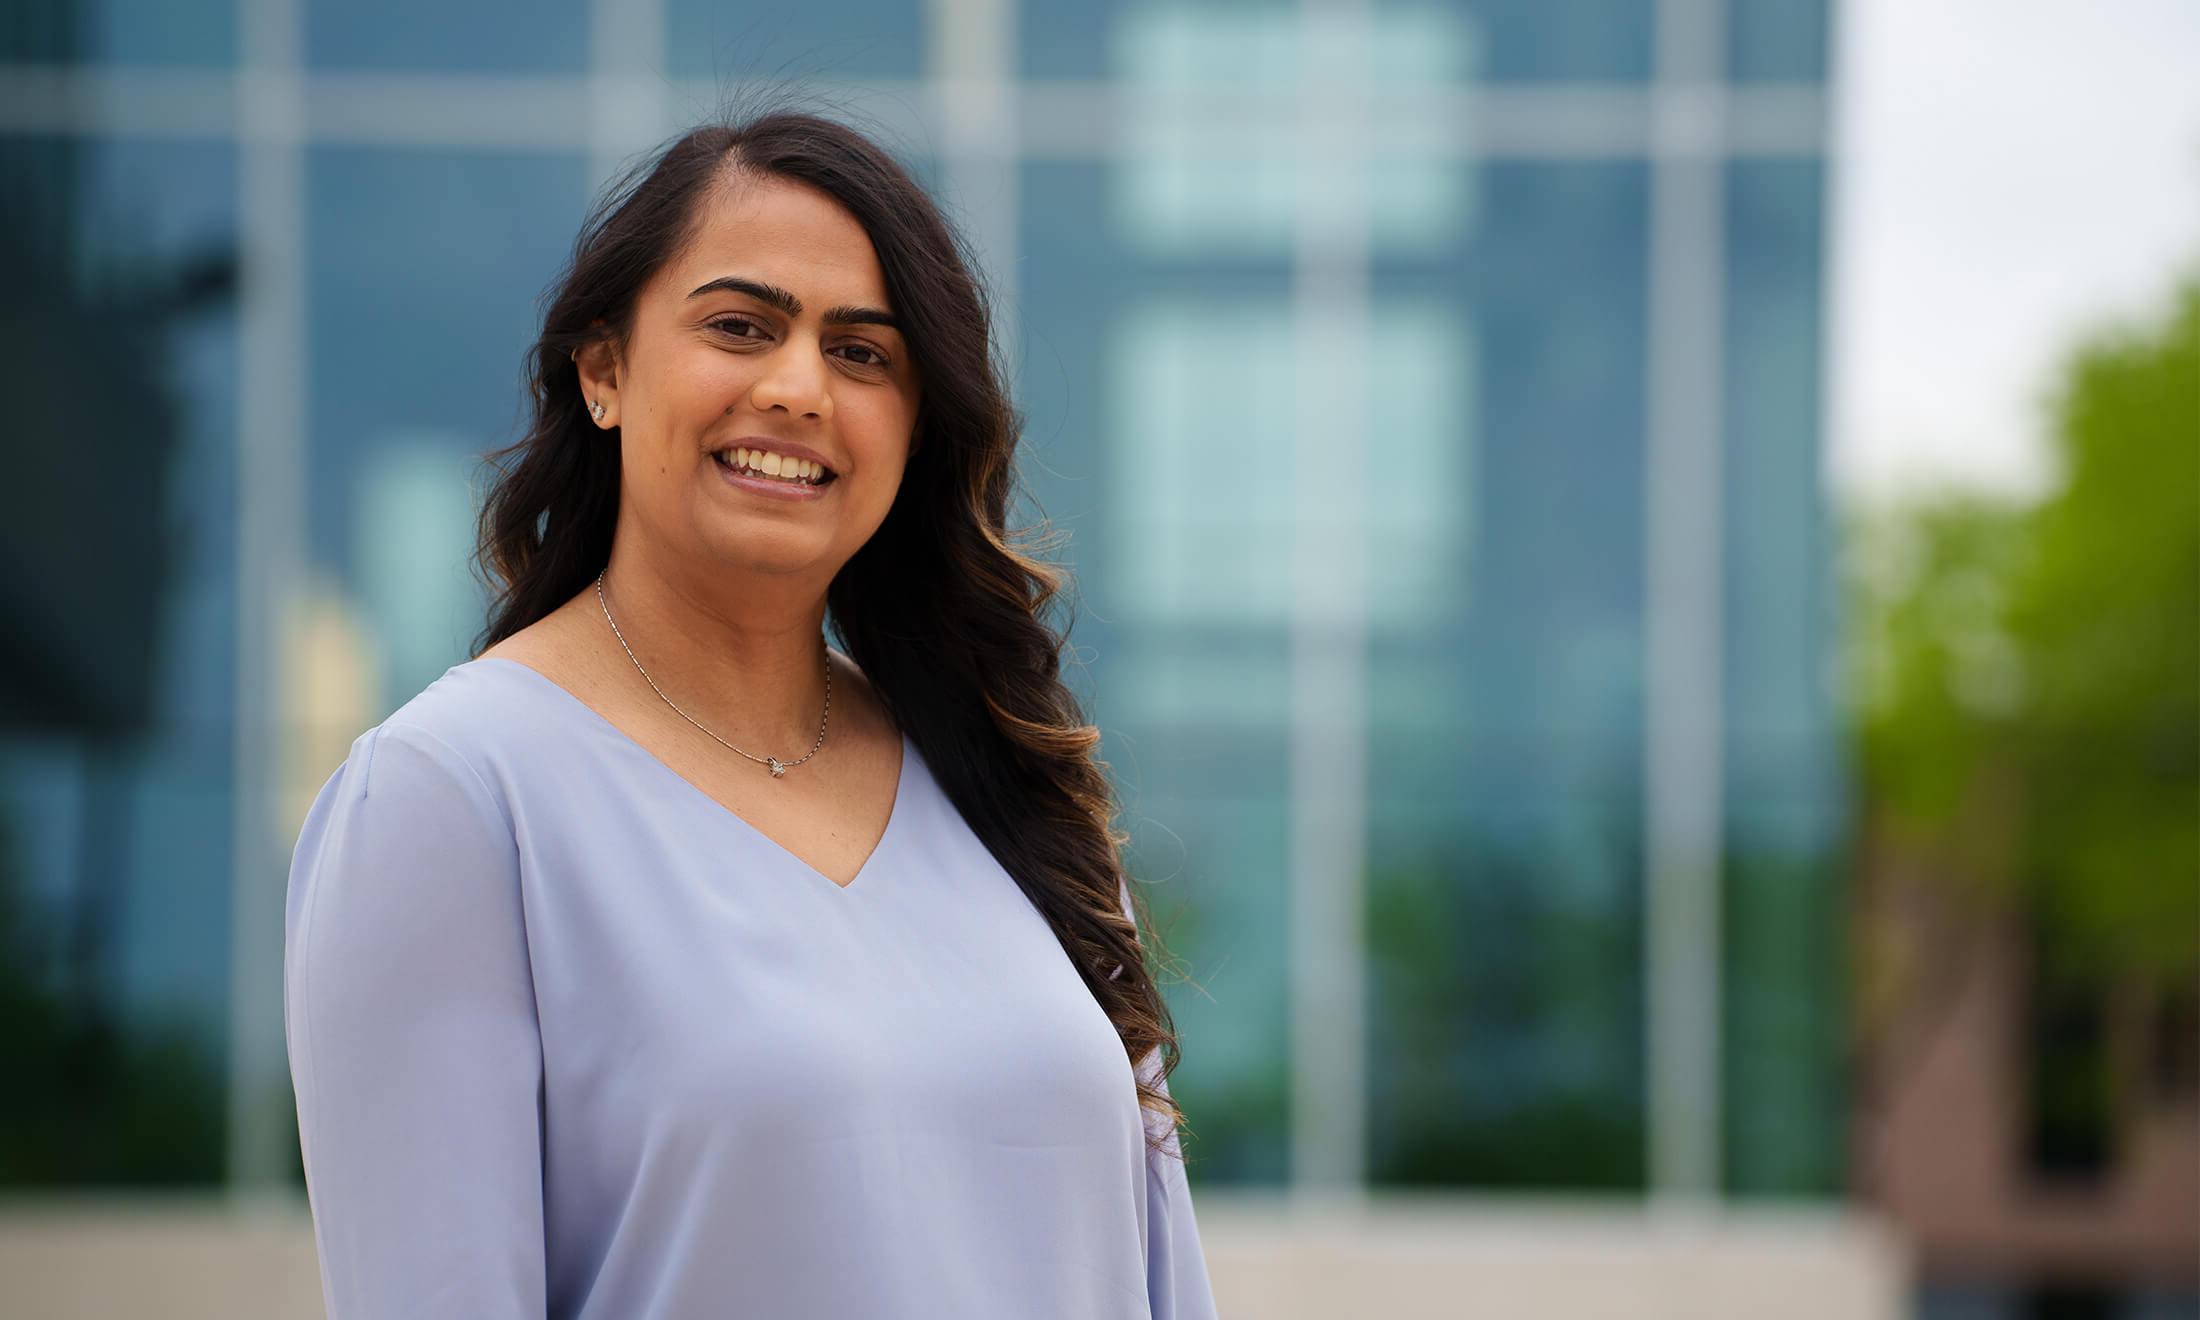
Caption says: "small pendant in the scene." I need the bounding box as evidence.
[767,757,787,778]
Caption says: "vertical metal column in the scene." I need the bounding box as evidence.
[1289,0,1372,1202]
[929,0,1021,364]
[1644,0,1729,1205]
[226,0,307,1196]
[588,0,669,190]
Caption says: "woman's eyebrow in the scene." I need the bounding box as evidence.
[686,275,898,329]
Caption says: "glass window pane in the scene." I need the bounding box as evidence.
[0,133,241,1185]
[306,0,590,74]
[13,0,237,67]
[1729,0,1829,84]
[1422,0,1653,83]
[306,145,591,706]
[1365,159,1653,1190]
[1721,155,1843,1196]
[1029,0,1651,84]
[666,1,927,80]
[1020,156,1301,1182]
[1108,5,1473,261]
[1101,298,1469,631]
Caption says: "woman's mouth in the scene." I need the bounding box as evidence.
[711,447,837,487]
[711,448,838,502]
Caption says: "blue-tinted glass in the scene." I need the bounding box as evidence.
[1720,155,1844,1196]
[1025,146,1657,1191]
[1022,0,1294,81]
[1018,158,1296,1183]
[8,0,236,66]
[900,150,949,210]
[1366,159,1652,1190]
[1104,5,1474,261]
[1729,0,1829,83]
[1029,1,1651,83]
[307,0,588,73]
[1426,0,1653,82]
[91,134,243,1025]
[306,146,590,705]
[0,133,240,1185]
[665,0,926,79]
[1096,294,1468,631]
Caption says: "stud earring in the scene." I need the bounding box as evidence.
[589,399,606,422]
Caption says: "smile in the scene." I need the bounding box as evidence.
[711,447,837,487]
[711,450,835,502]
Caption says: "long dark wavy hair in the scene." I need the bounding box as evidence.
[468,106,1191,1157]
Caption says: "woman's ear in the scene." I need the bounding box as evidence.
[574,336,621,430]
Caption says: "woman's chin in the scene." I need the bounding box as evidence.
[695,524,839,576]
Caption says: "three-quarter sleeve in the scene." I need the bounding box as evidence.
[1137,1053,1220,1320]
[1118,878,1221,1320]
[283,722,547,1319]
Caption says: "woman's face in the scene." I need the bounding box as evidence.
[579,171,922,591]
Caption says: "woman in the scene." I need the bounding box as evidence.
[283,109,1217,1319]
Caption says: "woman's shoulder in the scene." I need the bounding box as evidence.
[288,666,535,870]
[335,648,576,816]
[381,606,587,756]
[390,657,542,748]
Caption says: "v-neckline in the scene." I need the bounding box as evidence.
[469,655,911,896]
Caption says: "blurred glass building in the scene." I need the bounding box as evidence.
[4,0,1841,1237]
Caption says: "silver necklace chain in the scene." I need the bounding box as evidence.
[594,569,830,779]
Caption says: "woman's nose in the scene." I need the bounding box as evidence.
[748,340,832,419]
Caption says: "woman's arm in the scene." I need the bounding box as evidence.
[1138,1052,1220,1320]
[283,722,548,1318]
[1120,878,1221,1320]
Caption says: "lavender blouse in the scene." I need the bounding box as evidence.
[283,656,1217,1319]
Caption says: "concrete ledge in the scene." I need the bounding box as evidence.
[1,1195,327,1319]
[0,1192,1910,1319]
[1196,1193,1912,1319]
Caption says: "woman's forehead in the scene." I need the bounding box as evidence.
[670,176,890,310]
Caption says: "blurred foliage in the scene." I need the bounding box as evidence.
[1171,1056,1293,1184]
[1367,844,1645,1190]
[0,813,226,1185]
[1843,271,2200,989]
[1721,843,1847,1196]
[0,119,239,1187]
[0,94,242,1185]
[1134,876,1296,1184]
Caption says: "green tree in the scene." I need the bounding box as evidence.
[1844,270,2200,992]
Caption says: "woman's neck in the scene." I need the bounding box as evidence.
[591,551,837,753]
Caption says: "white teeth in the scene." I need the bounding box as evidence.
[720,448,828,486]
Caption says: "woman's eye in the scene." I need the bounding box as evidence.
[710,316,886,368]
